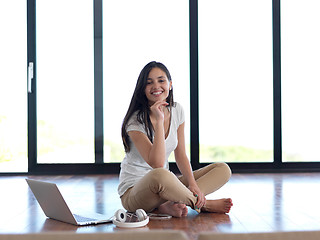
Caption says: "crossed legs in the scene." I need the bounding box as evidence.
[120,162,232,217]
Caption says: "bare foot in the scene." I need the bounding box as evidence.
[156,201,188,218]
[202,198,233,213]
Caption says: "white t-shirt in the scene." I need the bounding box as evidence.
[118,102,185,197]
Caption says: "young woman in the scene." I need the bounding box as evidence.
[118,61,233,217]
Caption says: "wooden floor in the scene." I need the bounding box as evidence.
[1,173,320,240]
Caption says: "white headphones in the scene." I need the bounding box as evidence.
[113,209,149,228]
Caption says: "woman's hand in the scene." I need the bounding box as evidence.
[150,100,168,122]
[188,183,206,210]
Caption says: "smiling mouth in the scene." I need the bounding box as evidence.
[152,91,163,96]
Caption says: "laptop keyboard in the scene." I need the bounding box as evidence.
[73,214,97,223]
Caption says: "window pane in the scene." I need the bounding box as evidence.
[199,0,273,163]
[103,0,190,162]
[37,0,94,163]
[282,0,320,162]
[0,1,27,172]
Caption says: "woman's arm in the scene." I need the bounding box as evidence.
[128,100,167,168]
[174,122,206,209]
[174,122,196,185]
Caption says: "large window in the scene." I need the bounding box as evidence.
[281,0,320,162]
[36,0,95,163]
[3,0,320,174]
[198,0,273,163]
[0,1,27,172]
[103,0,190,163]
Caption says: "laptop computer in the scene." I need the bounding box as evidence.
[26,179,114,226]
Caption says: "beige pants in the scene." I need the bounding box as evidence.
[120,162,231,212]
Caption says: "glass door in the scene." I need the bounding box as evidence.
[103,0,190,163]
[36,0,95,163]
[281,0,320,162]
[0,1,28,172]
[198,0,273,163]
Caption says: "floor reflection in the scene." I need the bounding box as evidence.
[273,174,283,231]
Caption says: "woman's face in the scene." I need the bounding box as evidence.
[144,67,172,105]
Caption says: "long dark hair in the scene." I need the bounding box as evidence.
[121,61,174,152]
